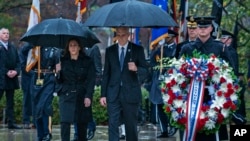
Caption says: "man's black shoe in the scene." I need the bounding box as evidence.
[87,130,95,140]
[119,135,126,140]
[8,124,22,129]
[23,124,31,129]
[42,134,52,141]
[157,132,168,138]
[71,135,78,141]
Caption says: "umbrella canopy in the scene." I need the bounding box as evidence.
[20,18,100,48]
[83,0,178,27]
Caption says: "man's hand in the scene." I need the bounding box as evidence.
[84,98,91,107]
[100,97,107,107]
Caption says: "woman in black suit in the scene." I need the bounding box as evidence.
[100,27,149,141]
[56,38,95,141]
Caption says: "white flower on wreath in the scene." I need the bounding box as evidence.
[210,96,226,109]
[205,119,216,130]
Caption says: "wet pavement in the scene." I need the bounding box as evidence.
[0,123,179,141]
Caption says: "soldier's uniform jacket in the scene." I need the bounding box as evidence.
[149,42,177,104]
[179,37,235,73]
[31,47,60,119]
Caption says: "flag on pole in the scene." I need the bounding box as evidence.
[26,0,41,72]
[75,0,87,23]
[178,0,188,42]
[211,0,223,38]
[150,0,168,50]
[170,0,179,43]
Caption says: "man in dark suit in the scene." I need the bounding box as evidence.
[0,27,21,129]
[100,27,148,141]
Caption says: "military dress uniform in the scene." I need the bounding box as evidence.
[179,16,235,141]
[150,29,178,138]
[30,47,60,141]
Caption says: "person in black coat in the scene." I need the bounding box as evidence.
[72,44,102,141]
[100,27,149,141]
[179,16,234,141]
[0,28,21,129]
[56,38,96,141]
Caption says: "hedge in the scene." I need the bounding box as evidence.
[0,86,149,125]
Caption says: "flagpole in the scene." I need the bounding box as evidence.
[76,2,82,23]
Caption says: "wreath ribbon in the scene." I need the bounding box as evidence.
[184,79,205,141]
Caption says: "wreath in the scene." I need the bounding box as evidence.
[160,52,240,135]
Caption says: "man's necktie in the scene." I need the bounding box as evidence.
[120,47,125,70]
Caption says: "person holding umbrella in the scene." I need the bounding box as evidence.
[100,27,149,141]
[56,38,96,141]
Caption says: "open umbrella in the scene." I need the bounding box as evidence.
[83,0,178,27]
[20,18,100,48]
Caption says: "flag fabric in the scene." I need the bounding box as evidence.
[26,0,41,72]
[75,0,87,23]
[233,16,239,49]
[75,0,87,15]
[170,0,179,43]
[211,0,223,26]
[27,0,41,31]
[179,0,188,42]
[150,0,168,50]
[211,0,223,38]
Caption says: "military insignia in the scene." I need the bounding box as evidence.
[36,78,44,86]
[190,16,194,22]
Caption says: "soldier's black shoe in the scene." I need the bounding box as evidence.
[119,135,126,140]
[232,113,247,125]
[87,130,95,140]
[42,134,52,141]
[157,132,169,138]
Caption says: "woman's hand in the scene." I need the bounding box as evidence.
[7,70,17,78]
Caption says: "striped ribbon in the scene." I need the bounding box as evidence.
[184,78,205,141]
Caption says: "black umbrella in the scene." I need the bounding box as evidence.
[20,18,100,48]
[83,0,178,27]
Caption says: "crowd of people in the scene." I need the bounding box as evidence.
[0,14,248,141]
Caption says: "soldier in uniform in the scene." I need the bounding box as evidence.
[28,46,60,141]
[176,16,198,58]
[177,15,198,140]
[150,29,178,138]
[220,30,247,125]
[179,16,235,141]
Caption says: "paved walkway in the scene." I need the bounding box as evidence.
[0,123,179,141]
